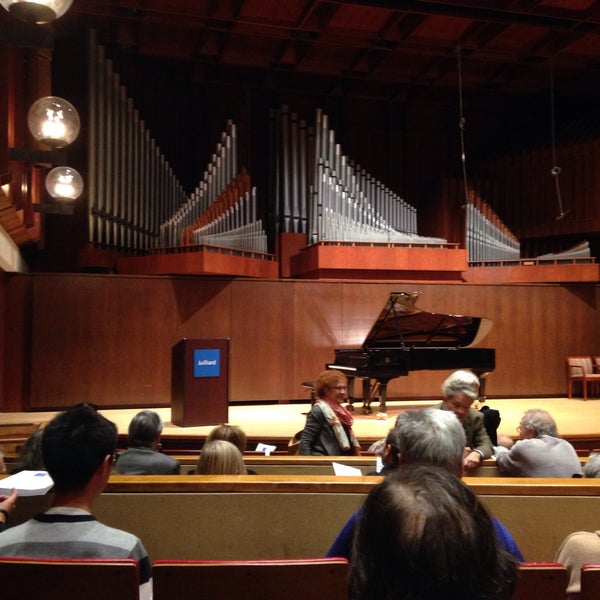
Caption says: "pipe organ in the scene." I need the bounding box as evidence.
[270,106,448,247]
[87,35,268,259]
[87,34,188,254]
[465,193,520,262]
[536,241,591,261]
[84,33,594,281]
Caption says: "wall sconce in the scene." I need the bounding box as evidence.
[45,166,83,200]
[27,96,80,148]
[10,94,83,214]
[0,0,73,24]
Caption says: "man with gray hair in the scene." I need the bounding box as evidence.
[115,409,180,474]
[438,370,494,472]
[326,407,524,561]
[495,408,582,477]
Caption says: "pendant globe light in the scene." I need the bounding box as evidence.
[0,0,73,24]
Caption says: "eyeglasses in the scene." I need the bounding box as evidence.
[328,385,347,391]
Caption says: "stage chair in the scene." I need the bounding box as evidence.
[514,562,568,600]
[152,557,349,600]
[0,557,139,600]
[567,356,600,400]
[581,563,600,600]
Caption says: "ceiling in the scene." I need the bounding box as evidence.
[45,0,600,104]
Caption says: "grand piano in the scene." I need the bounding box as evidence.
[327,291,495,413]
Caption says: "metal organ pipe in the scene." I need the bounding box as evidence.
[87,35,188,255]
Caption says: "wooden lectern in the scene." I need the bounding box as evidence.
[171,338,229,427]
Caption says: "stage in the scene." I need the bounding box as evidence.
[2,396,600,454]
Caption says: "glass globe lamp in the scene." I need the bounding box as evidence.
[0,0,73,23]
[45,166,84,200]
[27,96,80,148]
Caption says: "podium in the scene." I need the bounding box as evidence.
[171,338,229,427]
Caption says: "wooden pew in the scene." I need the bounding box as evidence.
[581,564,600,600]
[7,475,600,565]
[514,562,568,600]
[152,558,349,600]
[166,454,504,476]
[0,557,140,600]
[0,423,42,455]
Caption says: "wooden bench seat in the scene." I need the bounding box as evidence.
[7,474,600,565]
[152,558,349,600]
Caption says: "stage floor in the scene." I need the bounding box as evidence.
[2,397,600,449]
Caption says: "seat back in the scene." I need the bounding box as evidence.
[567,357,594,377]
[581,563,600,600]
[514,562,568,600]
[0,557,139,600]
[152,558,349,600]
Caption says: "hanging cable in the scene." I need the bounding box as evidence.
[550,64,568,221]
[457,43,470,207]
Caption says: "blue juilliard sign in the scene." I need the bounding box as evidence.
[193,349,220,377]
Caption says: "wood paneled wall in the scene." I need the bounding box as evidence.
[2,273,599,411]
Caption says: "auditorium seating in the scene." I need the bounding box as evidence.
[152,558,349,599]
[567,356,600,400]
[581,564,600,600]
[514,562,568,600]
[7,474,600,565]
[0,557,139,600]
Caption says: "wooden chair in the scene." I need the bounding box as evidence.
[0,557,140,600]
[581,563,600,600]
[567,357,600,400]
[152,557,349,600]
[514,562,568,600]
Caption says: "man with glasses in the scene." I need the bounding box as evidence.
[299,370,362,456]
[495,408,582,477]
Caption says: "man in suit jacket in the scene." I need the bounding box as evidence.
[115,410,180,475]
[437,370,494,472]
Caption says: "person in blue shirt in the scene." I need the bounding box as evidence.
[327,407,524,562]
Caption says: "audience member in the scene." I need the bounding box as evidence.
[328,408,524,561]
[365,428,401,475]
[495,408,582,477]
[349,464,518,600]
[583,451,600,478]
[206,423,248,453]
[299,369,361,456]
[555,528,600,599]
[11,428,45,473]
[0,488,18,533]
[437,370,494,471]
[204,423,257,474]
[0,403,152,599]
[0,449,6,475]
[115,409,180,475]
[195,440,247,474]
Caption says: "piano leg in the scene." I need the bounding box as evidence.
[346,376,356,411]
[473,370,492,400]
[378,382,388,414]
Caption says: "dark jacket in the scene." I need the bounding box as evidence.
[299,404,354,456]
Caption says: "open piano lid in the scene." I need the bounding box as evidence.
[363,291,493,349]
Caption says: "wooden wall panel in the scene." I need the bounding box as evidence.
[3,274,600,411]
